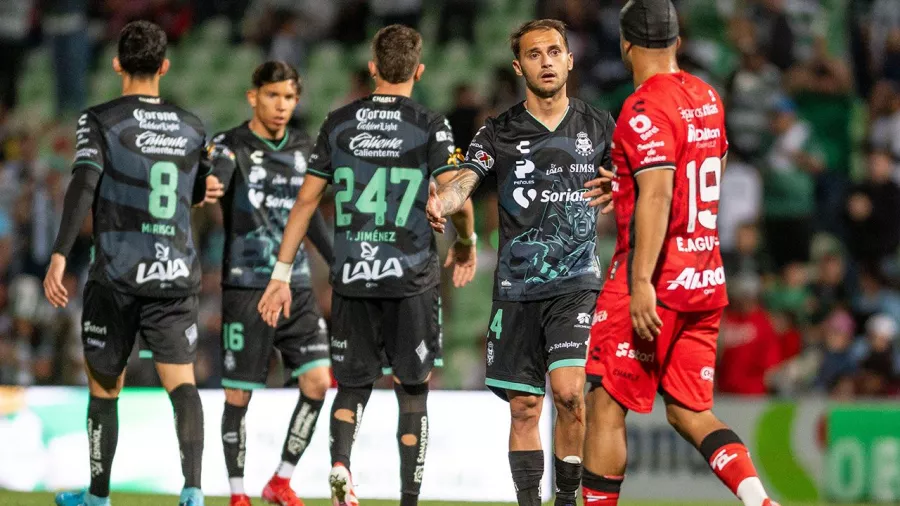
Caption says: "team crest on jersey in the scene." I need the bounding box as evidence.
[294,150,307,173]
[575,131,594,156]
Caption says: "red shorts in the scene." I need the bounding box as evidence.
[586,289,722,414]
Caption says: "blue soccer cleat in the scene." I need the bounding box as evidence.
[55,490,110,506]
[178,487,204,506]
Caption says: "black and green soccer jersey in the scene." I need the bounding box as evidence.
[308,94,458,298]
[461,98,615,302]
[74,94,209,298]
[208,123,321,289]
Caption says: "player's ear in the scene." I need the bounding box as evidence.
[675,36,682,50]
[158,59,170,77]
[414,63,425,81]
[112,56,122,75]
[512,59,523,77]
[567,51,574,71]
[367,61,378,81]
[246,88,257,108]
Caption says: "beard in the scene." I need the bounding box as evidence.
[524,72,567,99]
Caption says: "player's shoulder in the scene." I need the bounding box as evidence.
[209,123,247,147]
[569,97,615,128]
[285,126,313,149]
[486,102,528,133]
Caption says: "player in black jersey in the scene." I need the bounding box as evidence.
[43,21,220,506]
[207,61,334,506]
[258,25,476,506]
[427,20,615,506]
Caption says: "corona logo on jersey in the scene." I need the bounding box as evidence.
[136,242,190,285]
[341,241,404,285]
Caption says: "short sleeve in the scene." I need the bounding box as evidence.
[307,118,333,181]
[428,115,459,176]
[72,111,105,174]
[459,120,497,179]
[616,98,677,175]
[206,132,237,189]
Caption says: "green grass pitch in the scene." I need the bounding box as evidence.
[0,491,875,506]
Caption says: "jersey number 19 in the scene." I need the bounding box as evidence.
[685,157,721,233]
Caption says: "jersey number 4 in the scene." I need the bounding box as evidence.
[333,167,423,227]
[686,157,721,233]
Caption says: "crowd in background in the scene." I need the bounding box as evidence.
[1,0,900,399]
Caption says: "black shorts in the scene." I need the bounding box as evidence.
[221,288,330,390]
[331,286,441,387]
[484,290,597,399]
[81,282,199,377]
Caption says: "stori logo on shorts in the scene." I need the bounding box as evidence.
[615,342,654,363]
[513,188,588,209]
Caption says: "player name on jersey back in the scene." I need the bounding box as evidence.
[460,98,615,301]
[208,123,315,289]
[307,94,458,298]
[605,71,729,312]
[74,95,207,298]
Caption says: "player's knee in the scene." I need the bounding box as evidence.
[551,386,584,415]
[299,367,331,400]
[665,402,699,435]
[509,394,541,430]
[224,388,252,407]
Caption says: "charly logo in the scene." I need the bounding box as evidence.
[136,243,189,285]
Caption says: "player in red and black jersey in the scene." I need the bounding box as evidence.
[580,2,780,506]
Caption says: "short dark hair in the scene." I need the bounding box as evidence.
[372,25,423,84]
[117,21,167,77]
[252,61,301,93]
[510,19,569,58]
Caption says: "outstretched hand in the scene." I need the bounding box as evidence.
[257,279,292,327]
[444,241,477,287]
[426,182,447,233]
[584,166,616,214]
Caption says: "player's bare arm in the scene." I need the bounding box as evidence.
[257,174,328,326]
[426,169,480,232]
[434,170,478,287]
[631,168,673,340]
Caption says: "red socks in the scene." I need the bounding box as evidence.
[700,430,760,496]
[581,469,623,505]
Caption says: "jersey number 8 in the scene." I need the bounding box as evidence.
[149,161,178,220]
[333,167,423,228]
[685,157,721,233]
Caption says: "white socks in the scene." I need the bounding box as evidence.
[229,477,245,495]
[736,477,769,506]
[276,461,295,479]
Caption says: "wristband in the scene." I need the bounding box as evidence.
[456,232,477,246]
[271,261,293,283]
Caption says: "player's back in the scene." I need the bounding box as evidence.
[76,94,207,298]
[607,71,728,311]
[308,94,456,298]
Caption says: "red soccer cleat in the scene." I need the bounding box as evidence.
[763,500,781,506]
[230,494,253,506]
[262,475,305,506]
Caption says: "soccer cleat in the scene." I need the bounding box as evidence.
[329,464,360,506]
[54,490,110,506]
[262,475,305,506]
[230,494,253,506]
[763,500,781,506]
[178,487,204,506]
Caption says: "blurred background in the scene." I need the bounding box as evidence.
[0,0,898,403]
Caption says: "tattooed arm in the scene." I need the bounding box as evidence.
[426,169,481,233]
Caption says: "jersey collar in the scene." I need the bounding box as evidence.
[248,124,290,151]
[523,102,571,133]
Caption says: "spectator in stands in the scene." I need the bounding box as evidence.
[446,84,483,154]
[815,308,858,398]
[722,221,771,278]
[765,261,812,324]
[809,251,850,323]
[719,156,762,254]
[0,0,34,113]
[718,274,782,395]
[763,97,823,268]
[845,149,900,270]
[856,313,899,396]
[745,0,795,70]
[852,264,900,331]
[45,0,90,117]
[725,30,782,162]
[333,67,372,109]
[489,66,521,115]
[869,0,900,81]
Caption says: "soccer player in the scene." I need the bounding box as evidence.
[427,19,615,506]
[257,25,476,506]
[43,21,220,506]
[580,1,781,506]
[207,61,334,506]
